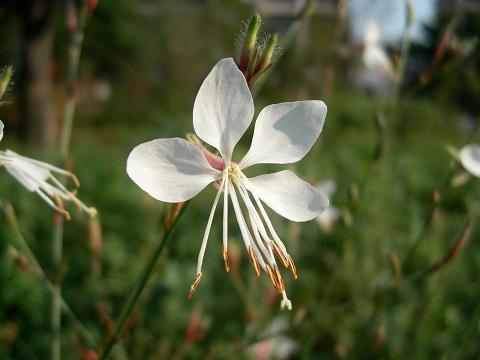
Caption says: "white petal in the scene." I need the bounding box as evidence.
[126,138,221,203]
[0,120,4,142]
[3,150,50,192]
[239,101,327,169]
[193,58,254,161]
[246,170,329,222]
[460,144,480,177]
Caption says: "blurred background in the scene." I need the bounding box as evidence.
[1,0,480,358]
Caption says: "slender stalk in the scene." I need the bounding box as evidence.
[100,202,189,359]
[51,2,92,359]
[1,201,97,348]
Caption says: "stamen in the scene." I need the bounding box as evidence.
[273,265,285,291]
[66,172,80,188]
[288,256,298,280]
[222,170,230,272]
[228,182,253,250]
[239,173,291,261]
[188,272,202,299]
[247,245,261,277]
[196,172,226,275]
[222,244,230,272]
[271,240,289,268]
[236,183,275,266]
[265,264,282,292]
[37,189,71,220]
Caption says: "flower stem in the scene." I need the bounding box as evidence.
[51,2,92,359]
[99,202,189,359]
[1,201,97,349]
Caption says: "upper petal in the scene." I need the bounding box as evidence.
[126,138,221,203]
[246,170,329,222]
[193,58,254,161]
[239,101,327,169]
[460,144,480,177]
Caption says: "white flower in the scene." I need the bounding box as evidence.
[316,180,340,232]
[0,121,95,219]
[459,144,480,177]
[249,317,297,359]
[362,20,395,79]
[127,58,329,310]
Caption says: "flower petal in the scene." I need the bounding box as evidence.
[246,170,329,222]
[3,150,50,192]
[239,101,327,169]
[126,138,221,202]
[460,144,480,177]
[193,58,254,161]
[0,120,4,142]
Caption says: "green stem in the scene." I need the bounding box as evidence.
[100,202,189,359]
[51,2,91,359]
[1,201,97,348]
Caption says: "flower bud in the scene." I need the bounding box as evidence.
[255,33,278,74]
[0,65,13,100]
[238,13,261,72]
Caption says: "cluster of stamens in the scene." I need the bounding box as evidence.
[188,163,297,310]
[0,150,97,220]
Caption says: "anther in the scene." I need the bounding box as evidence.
[271,240,289,268]
[266,264,282,292]
[273,265,285,291]
[248,246,261,277]
[188,272,202,299]
[287,256,298,280]
[222,244,231,272]
[67,172,80,188]
[54,194,71,220]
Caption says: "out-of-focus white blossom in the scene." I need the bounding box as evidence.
[0,120,95,219]
[459,144,480,178]
[362,20,395,79]
[249,317,298,360]
[316,180,340,232]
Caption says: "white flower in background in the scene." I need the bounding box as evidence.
[363,20,395,79]
[316,180,340,232]
[249,317,298,359]
[127,58,329,310]
[459,144,480,177]
[0,120,95,219]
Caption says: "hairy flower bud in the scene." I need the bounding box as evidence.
[253,34,277,77]
[238,13,261,72]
